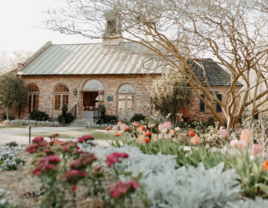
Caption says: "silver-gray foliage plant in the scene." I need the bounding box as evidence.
[80,144,267,208]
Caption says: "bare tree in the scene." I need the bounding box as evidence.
[0,50,32,73]
[44,0,268,129]
[151,71,192,126]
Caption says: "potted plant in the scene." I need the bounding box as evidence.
[100,104,106,113]
[61,104,68,124]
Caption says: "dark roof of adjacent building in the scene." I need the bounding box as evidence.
[187,59,242,86]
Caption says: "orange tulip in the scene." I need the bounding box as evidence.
[134,122,140,127]
[191,135,200,145]
[118,121,122,126]
[114,133,120,137]
[262,160,268,171]
[169,129,175,136]
[137,135,144,143]
[240,129,251,143]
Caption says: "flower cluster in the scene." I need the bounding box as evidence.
[49,133,59,140]
[70,153,97,170]
[105,152,129,167]
[230,129,251,149]
[61,169,87,184]
[30,155,61,176]
[111,121,130,137]
[0,146,25,171]
[77,135,95,143]
[108,180,140,198]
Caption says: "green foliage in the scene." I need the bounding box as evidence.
[0,73,28,119]
[58,112,74,124]
[29,109,49,121]
[0,112,15,121]
[104,115,118,124]
[130,113,146,122]
[150,71,192,126]
[61,104,68,111]
[100,104,106,112]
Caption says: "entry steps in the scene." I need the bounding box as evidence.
[69,118,93,127]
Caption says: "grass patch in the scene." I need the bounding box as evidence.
[19,129,113,140]
[0,125,25,129]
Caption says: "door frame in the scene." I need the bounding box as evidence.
[116,93,136,120]
[52,94,69,117]
[77,90,104,119]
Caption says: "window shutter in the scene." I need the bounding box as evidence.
[216,94,222,112]
[200,94,205,112]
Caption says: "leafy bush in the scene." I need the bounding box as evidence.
[104,115,118,124]
[29,109,49,121]
[58,112,74,124]
[0,112,15,121]
[130,114,146,122]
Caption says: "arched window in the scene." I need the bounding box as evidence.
[83,79,104,91]
[27,84,39,113]
[53,84,69,117]
[117,84,135,121]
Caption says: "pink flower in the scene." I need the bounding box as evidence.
[158,133,163,139]
[230,140,239,147]
[120,124,127,131]
[77,137,85,143]
[35,171,41,176]
[112,125,118,131]
[108,180,140,198]
[164,133,172,139]
[163,121,172,129]
[237,139,247,149]
[105,152,129,167]
[70,153,97,170]
[32,136,44,144]
[219,129,228,139]
[252,144,262,155]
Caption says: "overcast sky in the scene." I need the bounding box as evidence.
[0,0,91,53]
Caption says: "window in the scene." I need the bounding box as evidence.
[27,84,39,113]
[216,94,222,112]
[117,84,135,120]
[53,84,69,117]
[200,94,205,112]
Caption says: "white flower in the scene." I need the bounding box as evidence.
[161,128,168,134]
[175,127,181,131]
[230,139,239,148]
[249,155,256,161]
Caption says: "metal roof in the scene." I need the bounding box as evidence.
[19,42,177,75]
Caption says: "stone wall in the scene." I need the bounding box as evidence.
[182,86,242,123]
[20,74,157,118]
[20,75,242,123]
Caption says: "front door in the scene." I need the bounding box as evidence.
[53,94,69,117]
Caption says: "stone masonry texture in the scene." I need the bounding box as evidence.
[20,75,242,122]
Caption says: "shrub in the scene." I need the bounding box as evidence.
[130,114,146,122]
[104,115,118,124]
[29,109,49,121]
[58,113,74,124]
[1,112,15,121]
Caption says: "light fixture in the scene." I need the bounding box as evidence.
[73,88,78,96]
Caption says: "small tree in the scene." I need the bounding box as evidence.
[0,74,28,120]
[150,71,192,126]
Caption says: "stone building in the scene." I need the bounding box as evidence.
[16,40,242,124]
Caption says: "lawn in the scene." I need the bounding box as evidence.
[19,128,114,140]
[0,125,25,129]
